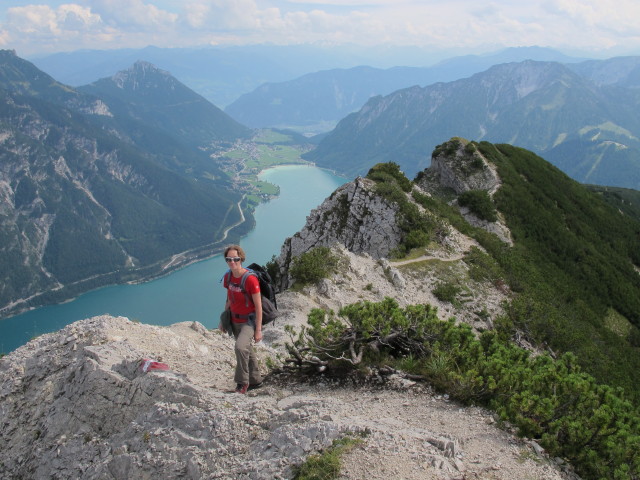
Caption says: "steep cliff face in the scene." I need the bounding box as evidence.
[275,176,403,289]
[277,139,512,290]
[0,94,121,309]
[417,138,512,244]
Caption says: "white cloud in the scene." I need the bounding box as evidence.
[181,0,283,32]
[2,4,102,41]
[87,0,177,29]
[58,4,101,30]
[183,2,210,29]
[0,0,639,56]
[543,0,640,37]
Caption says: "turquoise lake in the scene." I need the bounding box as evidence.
[0,165,347,354]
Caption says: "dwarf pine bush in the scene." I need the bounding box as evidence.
[289,298,640,480]
[290,246,340,287]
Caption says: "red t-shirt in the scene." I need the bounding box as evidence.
[225,272,260,321]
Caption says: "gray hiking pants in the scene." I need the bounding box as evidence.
[231,321,263,386]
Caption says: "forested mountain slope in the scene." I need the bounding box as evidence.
[463,141,640,393]
[0,50,249,318]
[79,61,251,150]
[287,139,640,400]
[305,59,640,189]
[587,184,640,222]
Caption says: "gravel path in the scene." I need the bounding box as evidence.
[109,318,572,480]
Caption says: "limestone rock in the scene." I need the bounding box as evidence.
[417,138,512,244]
[418,139,500,195]
[275,177,403,289]
[0,310,572,480]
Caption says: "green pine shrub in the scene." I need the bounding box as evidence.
[458,190,498,222]
[293,436,364,480]
[290,246,340,287]
[265,255,280,286]
[432,281,461,304]
[285,298,640,480]
[367,162,412,192]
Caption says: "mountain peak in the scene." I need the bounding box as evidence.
[0,50,58,95]
[111,60,175,91]
[80,56,250,145]
[479,60,579,99]
[0,48,17,58]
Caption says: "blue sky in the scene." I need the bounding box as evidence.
[1,0,639,58]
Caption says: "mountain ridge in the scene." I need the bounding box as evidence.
[279,139,640,398]
[304,59,640,188]
[30,45,588,109]
[79,61,251,149]
[224,48,590,132]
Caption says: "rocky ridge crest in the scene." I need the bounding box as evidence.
[0,261,572,479]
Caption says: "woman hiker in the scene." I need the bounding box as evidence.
[220,244,263,394]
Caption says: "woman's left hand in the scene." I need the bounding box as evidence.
[254,329,263,343]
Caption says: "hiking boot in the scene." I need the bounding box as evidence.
[248,382,263,390]
[235,383,249,394]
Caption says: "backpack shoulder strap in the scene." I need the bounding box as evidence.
[238,270,257,307]
[239,269,256,292]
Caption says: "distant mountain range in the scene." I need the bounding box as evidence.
[225,46,584,131]
[304,58,640,189]
[5,44,640,320]
[28,44,452,108]
[29,45,583,109]
[0,50,251,318]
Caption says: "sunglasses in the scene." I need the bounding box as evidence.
[225,257,242,263]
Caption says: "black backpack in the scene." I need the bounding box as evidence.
[223,263,279,325]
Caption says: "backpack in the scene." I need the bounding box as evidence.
[223,263,280,325]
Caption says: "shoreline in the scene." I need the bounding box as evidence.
[0,240,234,322]
[0,160,346,323]
[0,163,301,322]
[0,203,254,322]
[0,162,348,357]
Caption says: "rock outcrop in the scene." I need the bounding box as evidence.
[419,139,501,195]
[275,177,403,290]
[0,316,349,479]
[276,138,512,292]
[417,138,513,244]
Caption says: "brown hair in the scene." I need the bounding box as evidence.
[223,244,246,262]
